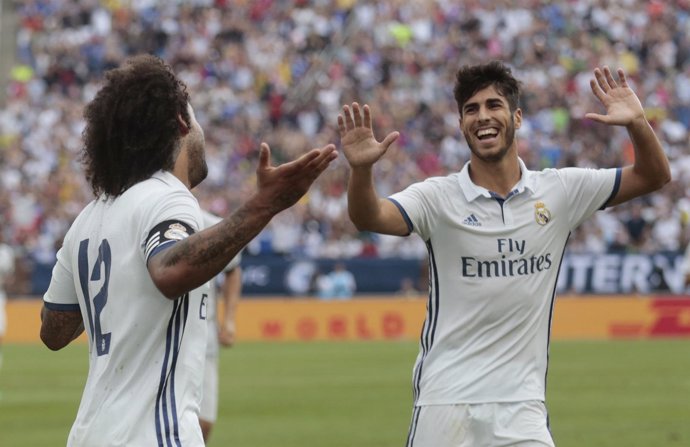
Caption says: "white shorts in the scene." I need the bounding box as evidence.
[199,355,219,423]
[406,401,555,447]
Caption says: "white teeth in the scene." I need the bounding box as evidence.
[477,129,498,137]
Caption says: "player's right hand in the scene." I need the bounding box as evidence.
[254,142,337,214]
[337,102,399,168]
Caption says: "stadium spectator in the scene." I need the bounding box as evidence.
[38,54,336,445]
[198,209,244,442]
[682,232,690,289]
[338,61,670,445]
[314,268,334,299]
[2,1,690,292]
[326,262,357,299]
[622,200,652,251]
[397,277,421,297]
[0,232,15,383]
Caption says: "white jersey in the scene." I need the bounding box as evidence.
[43,171,209,447]
[200,210,241,358]
[389,159,620,405]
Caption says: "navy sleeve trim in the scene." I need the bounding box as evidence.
[387,198,413,236]
[44,301,81,312]
[147,240,177,262]
[145,220,196,262]
[600,167,622,210]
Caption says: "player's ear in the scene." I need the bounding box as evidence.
[177,114,190,136]
[513,108,522,129]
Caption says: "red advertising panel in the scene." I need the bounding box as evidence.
[7,295,690,343]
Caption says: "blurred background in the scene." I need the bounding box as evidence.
[0,2,689,446]
[1,0,690,298]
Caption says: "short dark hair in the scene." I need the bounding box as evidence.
[453,60,521,116]
[81,54,191,197]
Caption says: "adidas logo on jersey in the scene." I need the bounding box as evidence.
[462,214,481,226]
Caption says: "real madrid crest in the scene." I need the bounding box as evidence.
[534,201,551,226]
[164,222,190,241]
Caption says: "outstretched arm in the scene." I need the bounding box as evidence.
[338,103,408,235]
[148,143,337,299]
[585,67,671,206]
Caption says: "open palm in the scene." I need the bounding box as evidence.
[255,142,337,213]
[338,103,399,168]
[586,67,645,126]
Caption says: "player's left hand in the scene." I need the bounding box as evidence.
[585,66,645,127]
[219,321,236,347]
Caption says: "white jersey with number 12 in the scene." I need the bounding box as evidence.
[43,171,209,447]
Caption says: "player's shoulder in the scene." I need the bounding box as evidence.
[529,167,562,183]
[413,173,460,191]
[428,173,460,184]
[530,166,618,198]
[71,172,198,234]
[539,165,613,183]
[394,174,461,206]
[519,167,572,198]
[67,197,101,229]
[121,171,199,217]
[128,171,190,199]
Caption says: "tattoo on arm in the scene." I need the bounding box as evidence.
[160,206,262,269]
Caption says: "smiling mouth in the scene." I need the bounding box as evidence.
[475,128,499,141]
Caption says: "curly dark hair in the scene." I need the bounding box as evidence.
[453,60,521,117]
[81,54,191,197]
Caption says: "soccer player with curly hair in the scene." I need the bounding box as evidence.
[40,54,336,446]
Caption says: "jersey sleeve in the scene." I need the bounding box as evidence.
[43,231,80,311]
[141,188,203,263]
[556,167,622,229]
[388,178,443,241]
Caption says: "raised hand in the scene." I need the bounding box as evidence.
[255,142,337,213]
[585,67,645,126]
[338,102,399,168]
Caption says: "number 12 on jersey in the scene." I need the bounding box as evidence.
[78,238,112,356]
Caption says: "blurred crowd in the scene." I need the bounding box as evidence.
[2,0,690,293]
